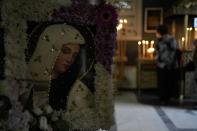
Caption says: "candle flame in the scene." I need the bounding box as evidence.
[142,40,146,44]
[124,19,128,23]
[117,23,123,31]
[182,37,185,41]
[119,19,123,23]
[145,40,149,45]
[147,47,155,53]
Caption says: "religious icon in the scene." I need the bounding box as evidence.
[27,22,96,129]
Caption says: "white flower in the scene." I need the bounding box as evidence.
[33,106,43,116]
[61,111,67,121]
[44,104,53,114]
[39,116,48,131]
[51,111,59,121]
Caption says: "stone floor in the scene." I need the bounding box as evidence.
[114,91,197,131]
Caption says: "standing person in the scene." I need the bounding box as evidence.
[155,25,178,104]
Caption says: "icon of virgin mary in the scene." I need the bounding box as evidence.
[28,23,98,129]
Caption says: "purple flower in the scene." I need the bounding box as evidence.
[51,5,96,25]
[95,29,117,73]
[51,4,117,73]
[95,4,118,28]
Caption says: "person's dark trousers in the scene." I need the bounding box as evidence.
[157,67,176,103]
[172,68,181,98]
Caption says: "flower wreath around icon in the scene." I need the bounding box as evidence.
[0,0,118,130]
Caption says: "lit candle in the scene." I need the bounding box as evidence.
[186,27,190,50]
[150,40,154,59]
[145,40,149,58]
[189,27,193,50]
[142,40,146,58]
[150,40,154,47]
[123,19,128,24]
[138,41,142,58]
[117,23,123,31]
[181,37,185,50]
[186,27,192,50]
[119,19,123,24]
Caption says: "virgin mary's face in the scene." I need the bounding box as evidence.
[53,44,80,75]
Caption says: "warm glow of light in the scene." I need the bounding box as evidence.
[119,19,123,23]
[124,19,128,23]
[138,41,141,45]
[182,37,185,41]
[147,47,155,53]
[151,40,154,44]
[142,40,146,44]
[145,40,149,45]
[117,23,123,31]
[195,28,197,31]
[187,27,193,31]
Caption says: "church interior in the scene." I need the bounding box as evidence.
[113,0,197,131]
[0,0,197,131]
